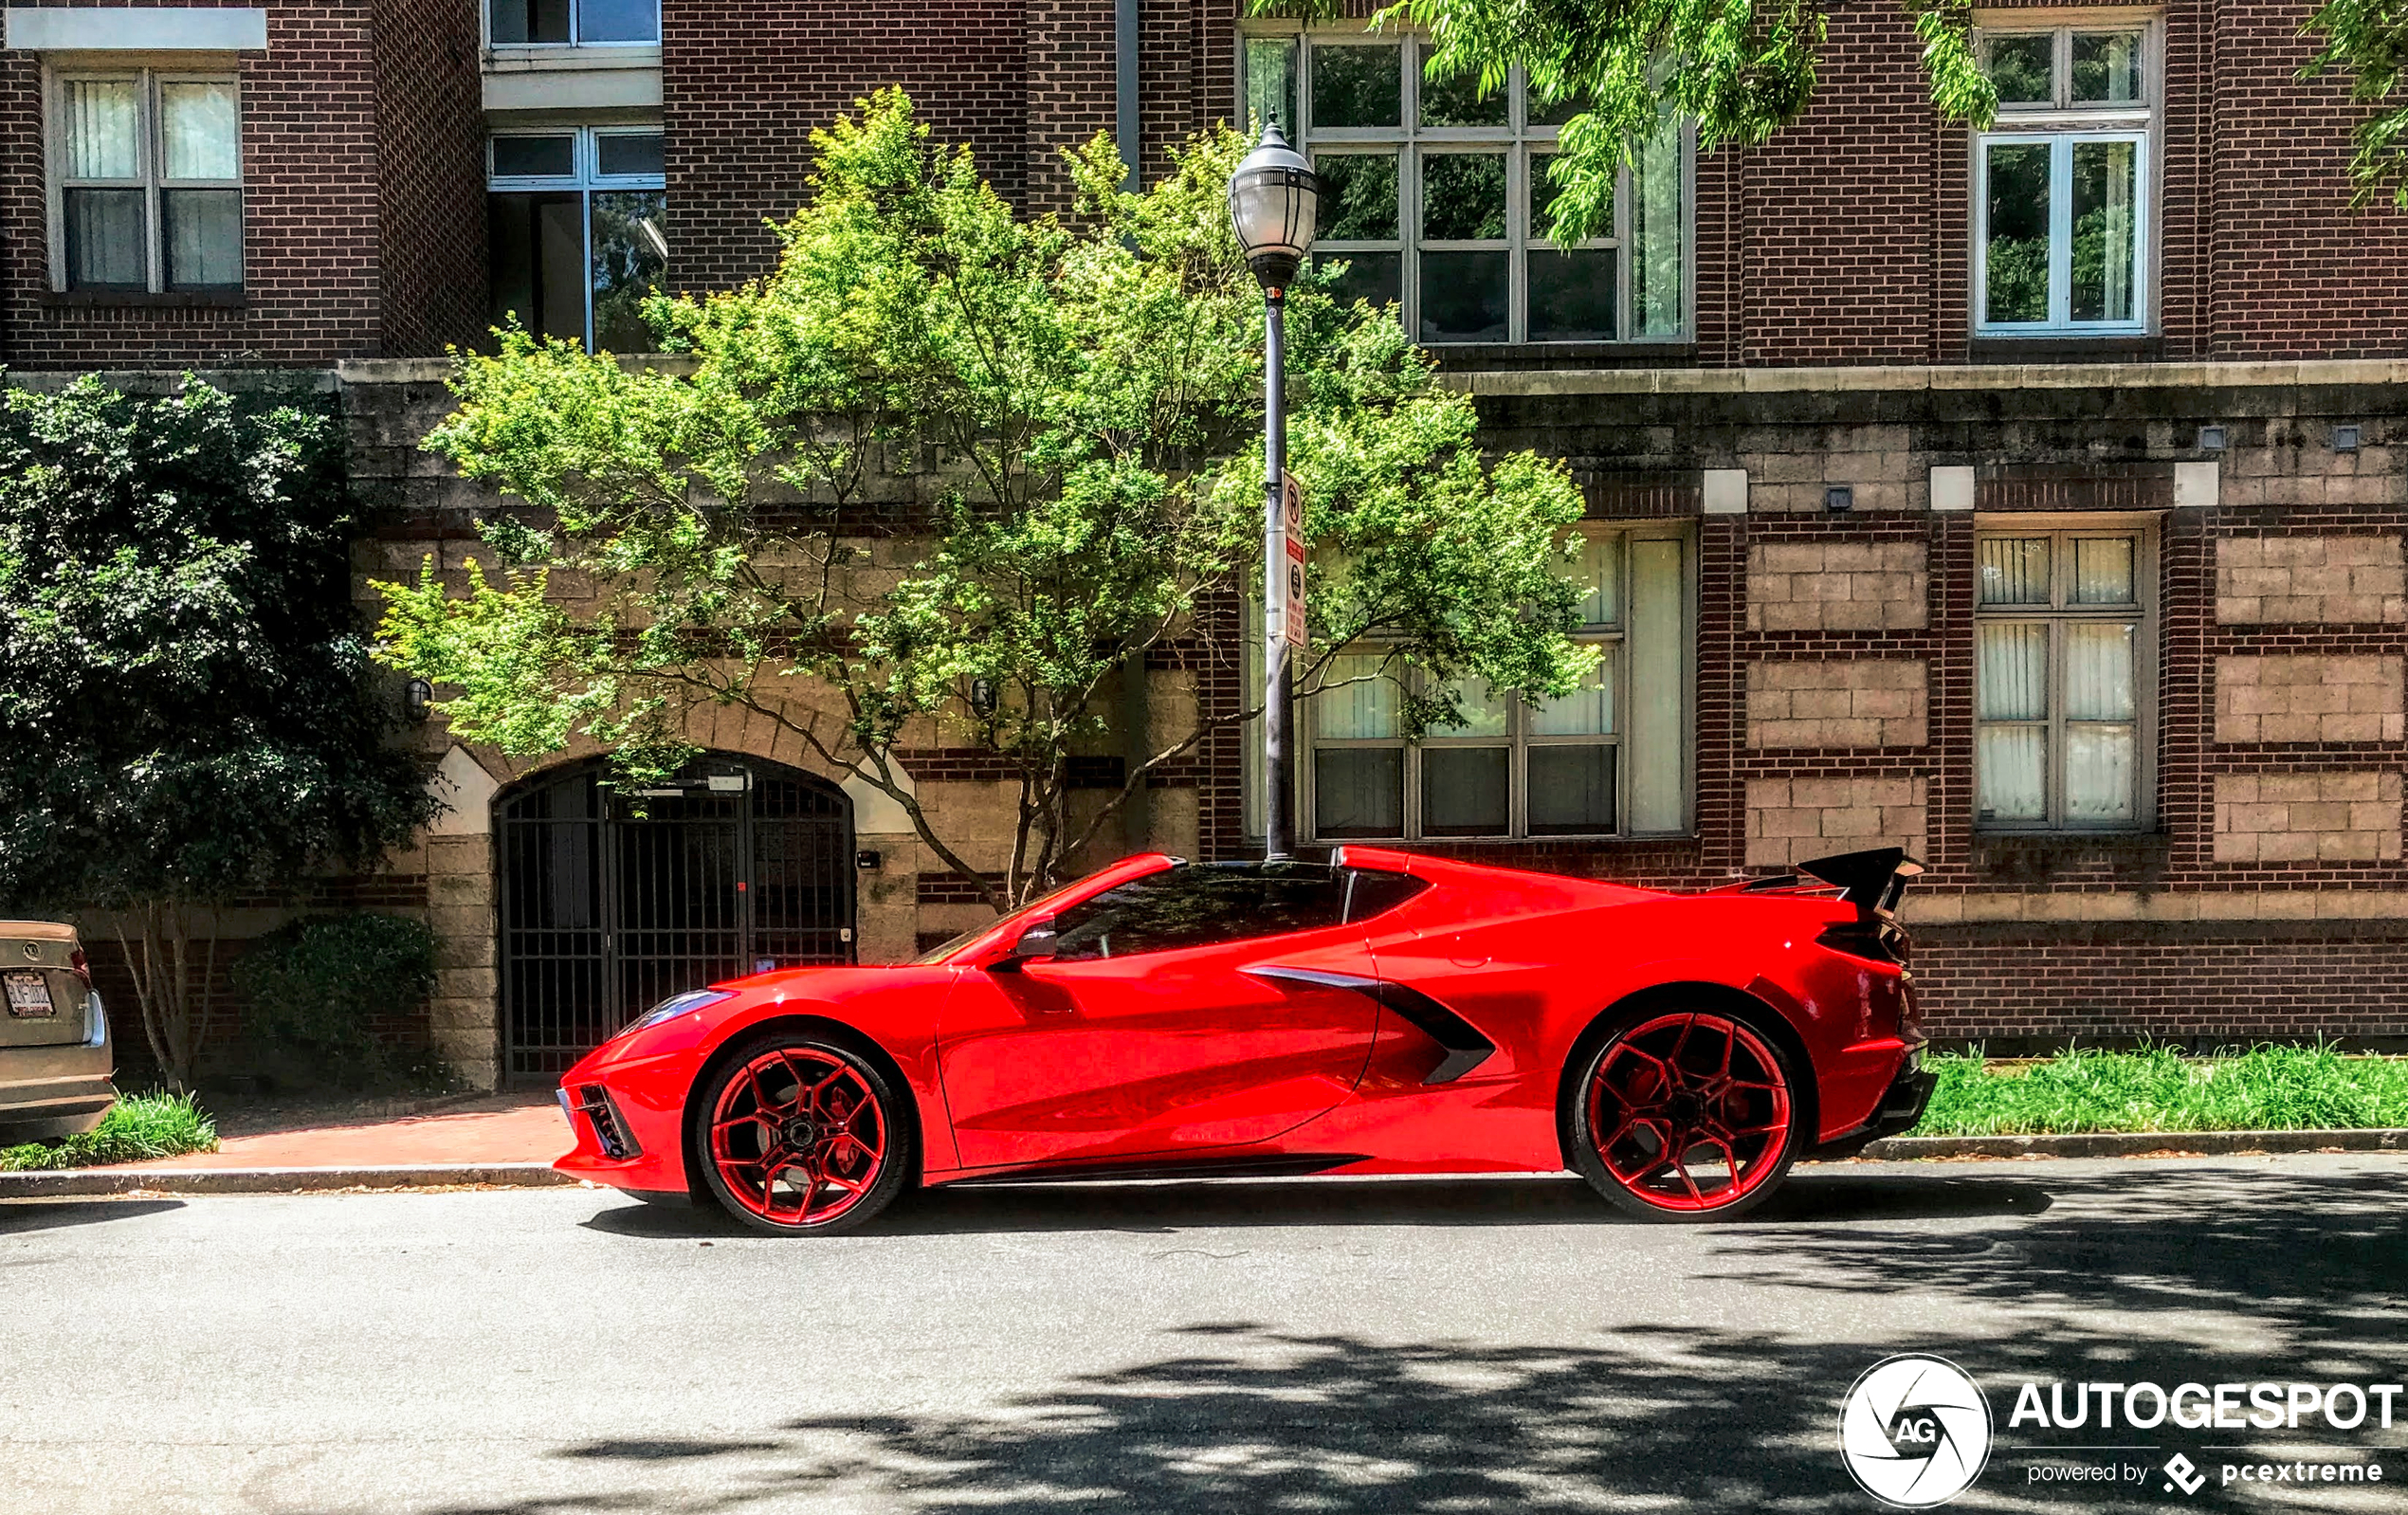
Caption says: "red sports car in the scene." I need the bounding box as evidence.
[555,846,1934,1232]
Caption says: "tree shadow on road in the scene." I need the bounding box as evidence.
[0,1196,184,1235]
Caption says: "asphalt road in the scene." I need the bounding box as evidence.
[4,1153,2404,1515]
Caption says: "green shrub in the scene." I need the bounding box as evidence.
[0,1091,217,1171]
[230,913,441,1090]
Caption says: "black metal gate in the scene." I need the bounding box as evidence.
[498,757,854,1082]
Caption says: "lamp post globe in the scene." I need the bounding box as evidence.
[1228,123,1319,291]
[1229,124,1318,859]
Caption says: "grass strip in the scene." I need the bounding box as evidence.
[0,1090,218,1171]
[1910,1044,2408,1138]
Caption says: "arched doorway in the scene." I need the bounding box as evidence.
[496,756,854,1081]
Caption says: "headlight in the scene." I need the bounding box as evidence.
[619,989,735,1039]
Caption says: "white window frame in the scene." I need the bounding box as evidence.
[482,0,661,48]
[1238,27,1693,346]
[46,68,243,295]
[1971,14,2160,337]
[486,124,666,352]
[1297,523,1694,844]
[1973,514,2159,832]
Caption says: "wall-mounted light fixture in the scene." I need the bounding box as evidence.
[2198,425,2229,452]
[2334,425,2362,452]
[969,678,999,718]
[404,678,433,722]
[1823,485,1854,513]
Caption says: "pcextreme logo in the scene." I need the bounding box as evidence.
[1839,1354,1995,1508]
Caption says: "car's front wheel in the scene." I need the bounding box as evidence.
[1566,1007,1801,1222]
[690,1027,914,1236]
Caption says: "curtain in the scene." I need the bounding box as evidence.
[1316,653,1397,739]
[63,80,139,180]
[160,82,239,181]
[1532,650,1614,737]
[2072,537,2135,604]
[1977,624,2048,821]
[1979,538,2051,605]
[1631,111,1683,335]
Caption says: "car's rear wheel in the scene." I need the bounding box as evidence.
[1567,1008,1800,1222]
[690,1027,913,1236]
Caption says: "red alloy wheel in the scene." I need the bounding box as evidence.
[707,1046,889,1228]
[1584,1012,1794,1214]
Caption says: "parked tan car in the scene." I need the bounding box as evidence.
[0,922,113,1141]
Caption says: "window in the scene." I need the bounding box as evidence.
[1975,522,2154,830]
[487,128,667,353]
[1240,31,1687,344]
[487,0,659,45]
[49,72,242,294]
[1974,24,2154,335]
[1050,863,1350,961]
[1304,527,1692,842]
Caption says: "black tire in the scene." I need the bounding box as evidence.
[687,1025,916,1237]
[1562,1002,1804,1223]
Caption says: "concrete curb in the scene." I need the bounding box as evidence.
[1855,1127,2408,1161]
[0,1163,581,1197]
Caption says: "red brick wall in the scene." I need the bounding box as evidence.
[0,0,392,368]
[371,0,486,356]
[663,1,1033,293]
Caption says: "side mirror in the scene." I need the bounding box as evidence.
[989,918,1058,974]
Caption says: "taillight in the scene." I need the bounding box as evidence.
[1816,919,1908,967]
[68,947,90,985]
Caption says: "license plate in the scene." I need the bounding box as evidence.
[5,972,54,1018]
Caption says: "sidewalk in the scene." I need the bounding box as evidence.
[96,1091,572,1173]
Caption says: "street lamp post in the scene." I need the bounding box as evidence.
[1228,124,1318,860]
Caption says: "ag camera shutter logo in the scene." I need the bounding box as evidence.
[1839,1354,1994,1507]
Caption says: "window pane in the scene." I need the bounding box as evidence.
[490,0,572,44]
[1318,251,1400,313]
[2065,623,2135,721]
[1315,749,1403,837]
[1978,726,2048,821]
[2071,139,2138,323]
[1528,249,1616,341]
[592,190,667,353]
[2064,724,2136,823]
[1316,655,1398,739]
[1245,37,1298,137]
[2071,32,2143,104]
[1421,153,1505,240]
[163,190,242,289]
[1979,537,2052,604]
[1051,864,1346,960]
[2072,538,2136,603]
[1529,157,1607,243]
[1533,653,1614,736]
[64,189,146,289]
[595,132,666,178]
[1432,680,1509,737]
[1417,45,1507,127]
[488,192,590,346]
[160,82,239,180]
[62,80,140,180]
[1529,88,1590,128]
[1625,537,1686,831]
[1984,141,2051,324]
[1313,152,1399,240]
[493,135,576,178]
[1528,745,1616,834]
[1311,44,1401,128]
[577,0,661,43]
[1567,533,1621,625]
[1631,115,1683,335]
[1418,249,1509,342]
[1977,623,2049,721]
[1986,33,2055,104]
[1422,747,1508,835]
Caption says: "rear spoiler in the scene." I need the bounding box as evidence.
[1796,847,1925,920]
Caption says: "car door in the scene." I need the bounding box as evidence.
[937,864,1381,1170]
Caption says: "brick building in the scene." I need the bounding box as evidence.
[3,0,2405,1086]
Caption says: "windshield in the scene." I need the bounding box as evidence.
[907,869,1125,964]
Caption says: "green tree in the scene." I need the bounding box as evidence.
[1274,0,2408,234]
[375,90,1596,913]
[0,378,439,1088]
